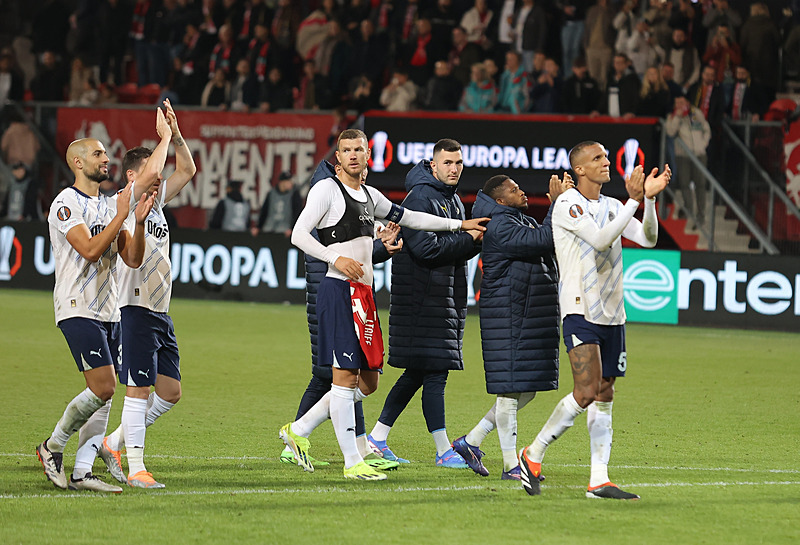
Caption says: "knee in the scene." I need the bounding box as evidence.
[93,382,116,402]
[572,385,597,409]
[158,384,182,405]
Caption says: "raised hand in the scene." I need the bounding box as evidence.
[116,181,133,218]
[163,98,180,134]
[135,191,157,224]
[547,172,574,203]
[156,107,172,141]
[644,164,671,199]
[624,165,645,203]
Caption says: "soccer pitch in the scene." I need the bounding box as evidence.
[1,289,798,544]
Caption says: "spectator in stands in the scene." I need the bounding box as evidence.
[483,57,499,85]
[296,0,335,62]
[0,49,24,103]
[561,56,601,115]
[248,23,280,84]
[687,64,725,128]
[271,0,302,61]
[739,2,780,109]
[237,0,274,47]
[496,50,529,114]
[380,69,418,112]
[253,170,302,237]
[424,0,460,63]
[559,1,587,78]
[30,51,68,101]
[98,0,132,86]
[350,74,379,113]
[601,52,639,119]
[644,0,676,50]
[229,58,260,112]
[201,68,231,109]
[406,18,437,87]
[583,0,614,90]
[661,61,684,103]
[703,23,741,90]
[669,0,705,51]
[666,94,711,229]
[294,59,332,110]
[702,0,742,50]
[448,26,483,87]
[210,180,250,232]
[97,83,119,105]
[341,0,371,44]
[315,20,352,106]
[352,19,389,86]
[663,27,700,93]
[636,66,671,118]
[258,67,293,112]
[171,19,211,105]
[530,57,562,113]
[422,60,462,111]
[727,65,764,120]
[625,18,664,79]
[67,56,94,104]
[208,24,242,82]
[510,0,547,74]
[613,0,638,57]
[528,50,546,82]
[459,61,497,113]
[460,0,495,52]
[1,162,41,221]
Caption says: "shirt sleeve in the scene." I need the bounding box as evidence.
[554,194,640,251]
[48,192,84,235]
[290,181,341,265]
[369,186,461,232]
[622,197,658,247]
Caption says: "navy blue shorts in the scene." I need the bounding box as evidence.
[316,277,369,371]
[58,317,121,373]
[563,314,627,377]
[120,306,181,387]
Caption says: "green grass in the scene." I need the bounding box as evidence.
[1,289,798,544]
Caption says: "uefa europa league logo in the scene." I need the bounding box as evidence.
[0,225,16,280]
[369,131,389,172]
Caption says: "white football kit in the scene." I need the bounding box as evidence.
[118,185,172,313]
[552,188,658,325]
[48,187,132,324]
[292,177,461,286]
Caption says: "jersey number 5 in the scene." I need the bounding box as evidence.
[617,352,627,373]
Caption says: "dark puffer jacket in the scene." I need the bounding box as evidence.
[388,160,481,371]
[304,160,390,380]
[472,190,560,394]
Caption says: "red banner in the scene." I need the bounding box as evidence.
[56,108,334,227]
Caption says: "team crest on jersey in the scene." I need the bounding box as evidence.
[569,204,584,218]
[57,206,71,221]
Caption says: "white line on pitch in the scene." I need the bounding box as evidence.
[2,481,799,501]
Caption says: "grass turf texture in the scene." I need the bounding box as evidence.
[1,289,798,544]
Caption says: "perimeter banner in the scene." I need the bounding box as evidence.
[56,108,333,227]
[362,111,661,197]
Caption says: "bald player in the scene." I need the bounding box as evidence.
[36,110,168,493]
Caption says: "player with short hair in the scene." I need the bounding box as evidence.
[36,114,165,492]
[99,99,197,489]
[519,141,670,499]
[282,129,489,480]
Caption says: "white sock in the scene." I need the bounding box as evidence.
[122,397,148,475]
[73,399,111,478]
[48,388,105,452]
[330,385,361,469]
[353,387,368,402]
[465,403,496,447]
[108,392,176,450]
[588,401,613,487]
[431,429,451,456]
[529,393,585,463]
[356,434,372,458]
[144,392,175,427]
[496,396,520,470]
[370,421,392,443]
[292,391,331,437]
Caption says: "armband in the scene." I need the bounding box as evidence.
[386,203,404,223]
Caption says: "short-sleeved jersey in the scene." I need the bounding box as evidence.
[552,188,627,325]
[48,186,128,324]
[118,185,172,313]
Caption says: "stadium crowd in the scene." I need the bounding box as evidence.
[0,0,793,118]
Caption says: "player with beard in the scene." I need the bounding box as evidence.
[282,129,489,480]
[36,111,168,492]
